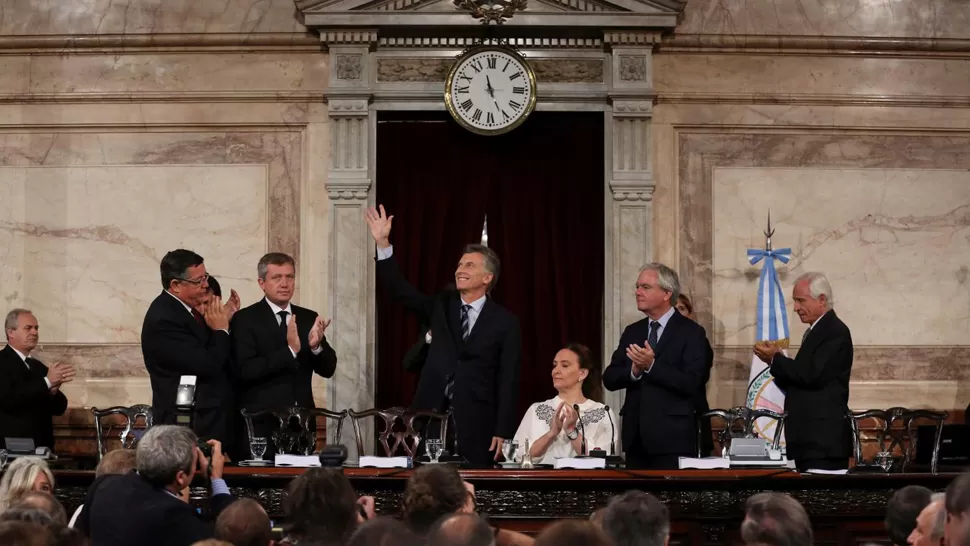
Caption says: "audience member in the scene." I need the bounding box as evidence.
[740,492,813,546]
[946,473,970,545]
[908,493,945,546]
[215,498,273,546]
[0,521,56,546]
[589,507,605,529]
[10,491,67,526]
[674,294,695,320]
[426,514,494,546]
[884,485,933,546]
[0,507,55,526]
[347,517,422,546]
[600,490,669,546]
[282,468,373,546]
[402,465,475,535]
[533,520,610,546]
[0,457,55,511]
[68,449,137,527]
[77,425,234,546]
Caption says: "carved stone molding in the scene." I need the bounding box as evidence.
[612,100,653,116]
[318,30,378,46]
[335,54,363,80]
[610,183,655,201]
[618,55,647,82]
[326,185,372,200]
[604,31,663,46]
[376,58,451,83]
[531,59,604,83]
[328,98,370,116]
[378,37,603,49]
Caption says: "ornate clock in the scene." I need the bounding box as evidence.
[444,45,537,136]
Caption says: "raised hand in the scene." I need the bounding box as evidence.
[753,341,780,364]
[561,403,579,433]
[364,205,394,248]
[207,439,226,480]
[224,289,241,321]
[549,401,565,435]
[204,296,230,331]
[308,316,331,350]
[287,313,301,354]
[47,362,76,388]
[626,342,655,375]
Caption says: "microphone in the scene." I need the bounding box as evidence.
[573,404,587,456]
[604,405,616,457]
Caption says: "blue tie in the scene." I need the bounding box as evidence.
[460,304,472,341]
[648,321,660,351]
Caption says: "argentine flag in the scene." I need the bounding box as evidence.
[745,246,791,444]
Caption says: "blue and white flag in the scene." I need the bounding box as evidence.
[744,247,791,443]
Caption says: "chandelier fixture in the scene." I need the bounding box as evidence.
[453,0,528,24]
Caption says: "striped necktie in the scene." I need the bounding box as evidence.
[460,304,472,341]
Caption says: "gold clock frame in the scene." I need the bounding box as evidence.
[444,45,538,136]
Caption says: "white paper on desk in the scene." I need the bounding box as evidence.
[274,454,321,467]
[802,468,848,475]
[678,457,730,470]
[359,456,410,468]
[554,457,605,469]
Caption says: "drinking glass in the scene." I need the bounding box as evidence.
[426,439,443,463]
[249,437,268,461]
[501,439,519,463]
[874,451,894,472]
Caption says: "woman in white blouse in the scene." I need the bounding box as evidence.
[512,343,619,464]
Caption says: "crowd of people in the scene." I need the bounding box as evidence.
[3,430,970,546]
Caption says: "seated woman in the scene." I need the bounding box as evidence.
[513,343,618,464]
[0,457,55,512]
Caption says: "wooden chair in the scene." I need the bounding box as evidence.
[348,407,456,458]
[847,407,947,474]
[698,406,787,457]
[240,407,348,456]
[91,405,154,460]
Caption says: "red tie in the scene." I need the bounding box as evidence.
[192,309,206,326]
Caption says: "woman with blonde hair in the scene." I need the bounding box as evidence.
[0,457,55,511]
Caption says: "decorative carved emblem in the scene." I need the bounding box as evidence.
[335,54,363,80]
[452,0,528,24]
[618,55,647,82]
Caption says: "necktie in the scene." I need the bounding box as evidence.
[647,321,660,351]
[801,327,811,344]
[278,311,289,344]
[192,309,205,327]
[460,304,472,341]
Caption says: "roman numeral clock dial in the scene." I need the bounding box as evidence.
[445,46,537,136]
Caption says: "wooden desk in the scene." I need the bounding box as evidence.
[52,468,955,545]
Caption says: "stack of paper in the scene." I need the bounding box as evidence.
[274,454,321,467]
[359,456,410,468]
[554,457,606,469]
[678,457,730,470]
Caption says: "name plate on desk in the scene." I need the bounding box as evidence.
[274,454,321,467]
[359,456,411,468]
[554,457,605,469]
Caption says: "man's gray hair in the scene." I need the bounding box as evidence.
[600,491,669,546]
[4,309,31,340]
[930,494,946,542]
[795,272,834,309]
[639,263,680,304]
[136,425,198,486]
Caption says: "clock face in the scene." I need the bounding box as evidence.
[445,47,537,135]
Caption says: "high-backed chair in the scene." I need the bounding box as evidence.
[240,407,348,456]
[348,407,456,458]
[91,405,154,460]
[847,407,947,474]
[698,406,787,457]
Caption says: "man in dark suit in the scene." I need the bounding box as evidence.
[604,263,712,469]
[755,271,853,471]
[365,205,521,466]
[0,309,74,451]
[141,249,240,444]
[230,252,337,457]
[77,425,235,546]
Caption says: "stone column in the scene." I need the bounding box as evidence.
[323,32,377,459]
[603,32,659,420]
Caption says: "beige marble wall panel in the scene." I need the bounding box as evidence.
[708,380,970,412]
[0,53,327,96]
[58,378,153,409]
[654,54,970,99]
[712,167,970,347]
[0,0,305,35]
[0,165,268,343]
[677,0,970,40]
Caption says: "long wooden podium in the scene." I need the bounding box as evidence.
[51,467,954,545]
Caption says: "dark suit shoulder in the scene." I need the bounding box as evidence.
[143,291,190,325]
[232,301,266,321]
[291,304,319,320]
[816,310,851,338]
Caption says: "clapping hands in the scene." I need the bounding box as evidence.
[308,316,331,350]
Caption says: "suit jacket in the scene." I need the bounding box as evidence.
[77,471,235,546]
[0,346,68,450]
[230,299,337,411]
[141,291,233,441]
[376,256,521,465]
[770,309,853,462]
[603,311,712,457]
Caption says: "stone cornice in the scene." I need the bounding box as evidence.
[610,182,655,201]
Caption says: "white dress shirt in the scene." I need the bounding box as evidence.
[512,396,620,464]
[631,306,677,380]
[12,346,52,389]
[265,297,325,357]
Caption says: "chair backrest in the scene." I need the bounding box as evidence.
[241,407,348,456]
[348,407,455,458]
[698,406,787,456]
[91,405,154,459]
[847,407,948,473]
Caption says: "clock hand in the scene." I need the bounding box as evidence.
[485,75,495,97]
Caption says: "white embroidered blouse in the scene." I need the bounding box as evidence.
[511,396,619,465]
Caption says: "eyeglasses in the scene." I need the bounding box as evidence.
[178,273,209,286]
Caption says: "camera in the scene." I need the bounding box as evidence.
[197,439,213,459]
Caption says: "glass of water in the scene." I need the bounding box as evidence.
[874,451,894,472]
[425,439,443,463]
[502,439,519,463]
[249,437,268,461]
